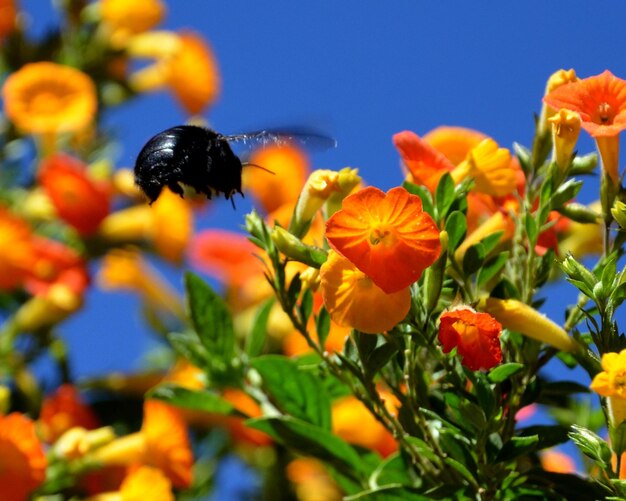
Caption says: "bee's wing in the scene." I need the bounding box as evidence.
[219,128,337,150]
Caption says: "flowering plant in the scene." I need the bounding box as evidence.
[1,1,626,500]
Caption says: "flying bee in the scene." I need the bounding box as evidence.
[134,125,335,205]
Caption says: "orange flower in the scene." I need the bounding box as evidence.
[286,458,343,501]
[438,308,502,371]
[393,130,455,192]
[38,153,112,235]
[543,70,626,138]
[332,390,398,457]
[543,70,626,183]
[128,31,220,115]
[540,449,577,474]
[423,126,487,165]
[100,0,166,45]
[243,143,310,214]
[0,0,17,39]
[39,384,99,443]
[90,400,193,488]
[2,62,97,135]
[0,206,36,290]
[0,413,47,501]
[325,186,441,294]
[319,250,411,334]
[221,388,272,446]
[188,229,264,288]
[117,466,174,501]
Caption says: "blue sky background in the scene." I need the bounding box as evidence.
[22,0,626,471]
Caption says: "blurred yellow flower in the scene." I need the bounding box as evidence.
[118,465,174,501]
[2,62,97,135]
[13,283,83,332]
[98,188,193,263]
[100,0,166,46]
[287,458,343,501]
[129,31,220,115]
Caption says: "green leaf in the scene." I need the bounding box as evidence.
[525,214,538,245]
[298,288,314,324]
[251,355,331,429]
[167,331,209,368]
[517,425,571,450]
[550,179,582,209]
[496,435,539,461]
[364,342,399,378]
[488,363,524,383]
[557,202,600,224]
[370,453,420,489]
[435,173,455,221]
[245,299,274,358]
[287,273,302,308]
[316,306,332,348]
[247,416,368,481]
[445,211,467,250]
[148,384,236,415]
[443,457,479,488]
[477,252,509,289]
[344,486,428,501]
[462,243,485,275]
[403,181,434,217]
[185,272,235,372]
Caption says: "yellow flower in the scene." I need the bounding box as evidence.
[13,283,83,332]
[591,350,626,427]
[454,210,515,263]
[319,250,411,334]
[100,0,166,47]
[538,68,579,133]
[98,188,193,263]
[129,31,220,115]
[2,62,97,136]
[549,109,582,172]
[451,138,516,196]
[98,248,185,320]
[479,297,576,353]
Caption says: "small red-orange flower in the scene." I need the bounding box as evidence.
[38,153,112,235]
[39,384,99,443]
[438,308,502,371]
[543,70,626,138]
[0,413,47,501]
[325,186,441,294]
[0,206,36,290]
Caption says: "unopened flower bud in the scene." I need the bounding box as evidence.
[611,200,626,229]
[539,69,578,133]
[54,426,116,460]
[271,226,327,267]
[300,267,321,292]
[14,284,83,332]
[549,109,581,173]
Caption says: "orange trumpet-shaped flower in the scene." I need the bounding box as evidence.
[89,400,193,488]
[422,126,487,165]
[38,153,112,236]
[543,70,626,183]
[319,250,411,334]
[0,413,47,501]
[325,186,441,294]
[39,384,99,443]
[438,308,502,371]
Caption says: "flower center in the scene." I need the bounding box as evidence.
[612,369,626,398]
[29,91,65,115]
[452,320,479,340]
[595,102,616,124]
[369,224,396,246]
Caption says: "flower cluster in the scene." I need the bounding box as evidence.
[1,0,626,499]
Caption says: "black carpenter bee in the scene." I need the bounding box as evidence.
[134,125,335,205]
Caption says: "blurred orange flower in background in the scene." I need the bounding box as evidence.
[319,250,411,334]
[38,153,112,236]
[243,143,310,215]
[116,465,174,501]
[39,384,100,443]
[0,413,47,501]
[0,206,37,290]
[326,186,441,294]
[0,0,17,39]
[100,0,166,43]
[2,62,97,135]
[438,308,502,371]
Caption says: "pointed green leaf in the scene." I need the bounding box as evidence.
[488,363,524,383]
[445,211,467,250]
[148,384,237,415]
[245,299,274,358]
[435,173,455,221]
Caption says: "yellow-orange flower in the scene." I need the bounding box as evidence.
[100,0,166,45]
[286,458,343,501]
[332,390,398,457]
[540,449,577,474]
[438,308,502,371]
[38,153,112,235]
[118,466,174,501]
[39,384,99,443]
[129,31,220,115]
[2,62,97,135]
[591,350,626,400]
[98,188,193,263]
[243,143,310,214]
[325,186,441,294]
[0,413,47,501]
[89,400,193,488]
[319,250,411,333]
[549,109,582,172]
[0,206,36,290]
[423,126,487,165]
